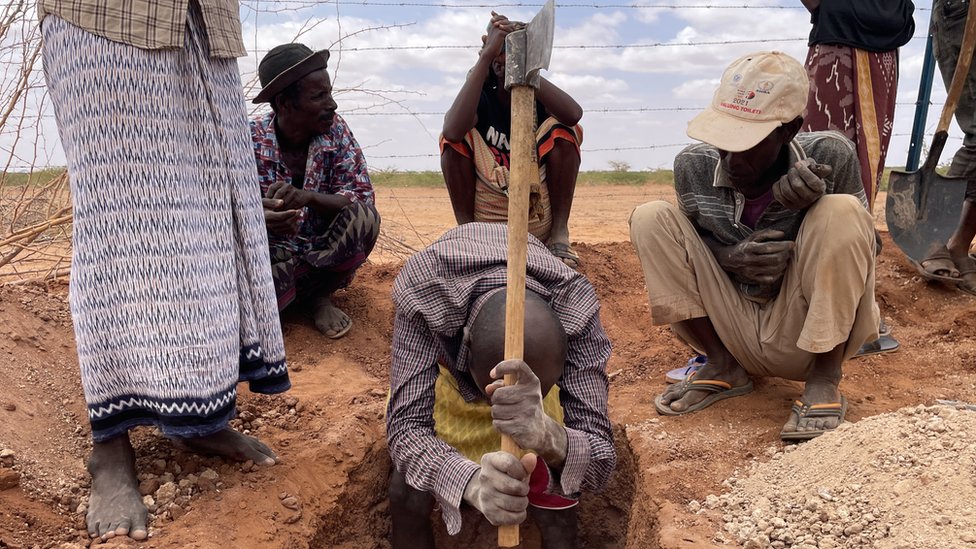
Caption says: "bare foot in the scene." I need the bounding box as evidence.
[87,434,149,541]
[657,357,750,413]
[170,428,278,466]
[314,295,352,338]
[782,377,843,434]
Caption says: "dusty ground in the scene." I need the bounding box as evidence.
[0,184,974,548]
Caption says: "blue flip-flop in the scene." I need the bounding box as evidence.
[665,354,706,384]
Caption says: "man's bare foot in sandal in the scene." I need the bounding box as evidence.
[781,377,843,436]
[918,243,961,281]
[314,294,352,338]
[945,199,976,294]
[171,428,279,466]
[87,434,148,542]
[657,354,751,413]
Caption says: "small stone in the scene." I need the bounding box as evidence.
[283,511,302,524]
[705,494,720,509]
[687,500,701,513]
[935,516,952,526]
[199,468,219,482]
[0,467,21,490]
[960,532,976,543]
[0,449,14,459]
[74,503,86,515]
[139,478,161,497]
[844,523,864,536]
[818,488,834,502]
[169,504,186,520]
[241,460,254,473]
[281,496,301,511]
[151,459,167,474]
[284,396,299,407]
[155,482,178,505]
[3,403,15,411]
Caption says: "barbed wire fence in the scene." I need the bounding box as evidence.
[0,1,944,284]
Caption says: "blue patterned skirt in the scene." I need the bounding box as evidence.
[41,9,289,442]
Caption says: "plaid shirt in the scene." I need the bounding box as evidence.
[250,112,374,253]
[387,223,615,535]
[674,130,868,298]
[38,0,245,58]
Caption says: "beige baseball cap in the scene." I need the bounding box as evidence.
[686,51,809,152]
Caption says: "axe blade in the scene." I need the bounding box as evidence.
[504,0,555,90]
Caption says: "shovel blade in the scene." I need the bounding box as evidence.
[885,168,969,262]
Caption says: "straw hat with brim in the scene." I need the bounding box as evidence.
[252,43,330,104]
[686,51,809,153]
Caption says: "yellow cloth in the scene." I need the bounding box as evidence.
[433,365,564,463]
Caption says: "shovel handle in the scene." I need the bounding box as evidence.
[498,83,538,548]
[936,0,976,134]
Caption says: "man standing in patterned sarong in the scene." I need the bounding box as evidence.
[250,44,381,339]
[39,0,290,542]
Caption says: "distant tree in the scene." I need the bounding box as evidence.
[608,160,630,172]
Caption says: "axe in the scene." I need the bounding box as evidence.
[499,0,555,546]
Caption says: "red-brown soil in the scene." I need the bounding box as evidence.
[1,185,974,548]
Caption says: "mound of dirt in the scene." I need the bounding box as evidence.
[705,405,976,549]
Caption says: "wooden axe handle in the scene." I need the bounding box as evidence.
[937,0,976,133]
[498,83,537,548]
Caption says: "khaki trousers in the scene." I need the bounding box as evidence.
[629,196,879,381]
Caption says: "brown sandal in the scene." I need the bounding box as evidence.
[954,256,976,296]
[915,243,961,282]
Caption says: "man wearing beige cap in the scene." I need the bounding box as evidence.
[629,51,879,441]
[250,43,381,339]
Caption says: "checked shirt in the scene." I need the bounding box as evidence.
[38,0,246,57]
[387,222,615,534]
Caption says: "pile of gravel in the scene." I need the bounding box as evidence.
[695,404,976,548]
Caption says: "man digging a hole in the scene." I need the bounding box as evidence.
[629,52,880,441]
[386,223,615,548]
[440,12,585,269]
[251,44,381,339]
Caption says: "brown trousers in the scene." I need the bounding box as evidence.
[629,196,879,381]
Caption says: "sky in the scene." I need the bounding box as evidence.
[0,0,959,172]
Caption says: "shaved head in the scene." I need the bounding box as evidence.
[467,289,568,396]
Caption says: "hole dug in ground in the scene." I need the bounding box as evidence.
[312,425,646,549]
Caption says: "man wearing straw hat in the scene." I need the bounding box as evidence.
[629,51,879,441]
[386,223,614,548]
[251,43,380,339]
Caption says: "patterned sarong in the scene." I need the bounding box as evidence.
[270,201,380,311]
[441,118,583,244]
[803,45,898,208]
[42,7,289,442]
